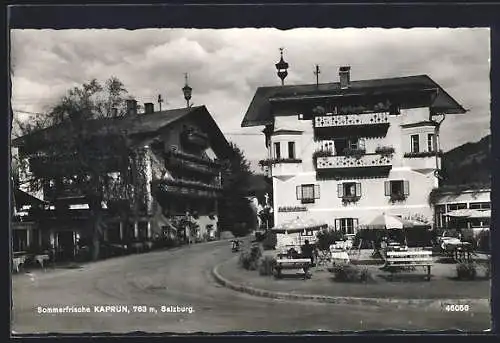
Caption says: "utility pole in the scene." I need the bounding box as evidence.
[314,65,321,86]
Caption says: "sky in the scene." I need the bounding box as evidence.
[10,28,490,172]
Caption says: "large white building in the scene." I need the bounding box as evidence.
[242,63,467,237]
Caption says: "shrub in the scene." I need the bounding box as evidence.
[259,256,277,276]
[456,262,477,280]
[331,264,373,283]
[238,244,263,271]
[316,229,344,251]
[262,232,277,250]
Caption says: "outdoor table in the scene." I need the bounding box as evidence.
[331,250,350,265]
[12,255,27,273]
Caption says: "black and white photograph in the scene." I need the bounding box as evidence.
[10,26,491,334]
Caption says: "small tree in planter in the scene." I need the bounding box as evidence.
[456,262,477,280]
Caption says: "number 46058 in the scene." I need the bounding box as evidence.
[445,304,470,312]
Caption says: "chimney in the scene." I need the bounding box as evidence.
[144,102,154,114]
[126,99,137,115]
[339,66,351,89]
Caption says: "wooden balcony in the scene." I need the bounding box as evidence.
[315,153,393,178]
[154,179,222,200]
[181,130,210,149]
[167,155,220,176]
[314,112,390,139]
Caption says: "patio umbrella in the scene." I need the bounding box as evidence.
[272,217,327,233]
[365,213,406,230]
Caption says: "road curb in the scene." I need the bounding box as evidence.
[212,258,490,309]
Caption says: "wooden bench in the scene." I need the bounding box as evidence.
[383,250,433,281]
[274,258,312,280]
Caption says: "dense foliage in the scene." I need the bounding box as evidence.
[13,77,147,260]
[218,142,258,237]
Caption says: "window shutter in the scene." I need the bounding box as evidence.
[335,219,341,231]
[403,180,410,196]
[337,184,344,198]
[296,185,301,200]
[356,183,362,197]
[314,184,320,199]
[354,218,359,231]
[384,181,391,196]
[358,138,366,149]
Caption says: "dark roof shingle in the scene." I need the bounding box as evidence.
[241,75,466,127]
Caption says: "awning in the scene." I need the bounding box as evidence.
[445,209,491,219]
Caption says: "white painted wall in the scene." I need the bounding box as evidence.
[267,106,443,232]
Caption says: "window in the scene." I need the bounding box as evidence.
[469,202,490,210]
[427,133,435,152]
[337,182,362,199]
[384,180,410,198]
[274,142,281,160]
[335,218,359,235]
[296,184,320,204]
[470,218,490,228]
[288,142,296,159]
[411,135,420,153]
[447,203,467,211]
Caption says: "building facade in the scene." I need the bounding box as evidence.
[11,103,231,259]
[433,188,490,238]
[242,65,466,237]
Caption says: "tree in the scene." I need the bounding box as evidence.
[218,142,256,237]
[14,77,147,260]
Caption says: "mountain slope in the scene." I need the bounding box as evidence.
[440,134,491,187]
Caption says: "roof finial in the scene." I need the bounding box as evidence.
[275,47,289,86]
[182,73,192,108]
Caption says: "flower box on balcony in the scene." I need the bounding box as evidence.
[343,148,366,159]
[404,151,443,158]
[312,150,334,160]
[342,196,360,204]
[278,206,308,213]
[389,193,407,203]
[258,158,302,167]
[375,146,395,157]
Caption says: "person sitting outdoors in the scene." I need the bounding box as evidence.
[301,240,315,266]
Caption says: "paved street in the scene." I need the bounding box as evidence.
[11,239,491,334]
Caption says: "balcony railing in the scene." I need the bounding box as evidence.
[168,156,220,176]
[315,153,393,171]
[314,112,389,128]
[181,130,210,149]
[154,179,222,199]
[166,150,222,168]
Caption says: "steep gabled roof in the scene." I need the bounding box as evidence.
[241,74,467,127]
[12,105,232,158]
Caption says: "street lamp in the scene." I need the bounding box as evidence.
[182,73,192,108]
